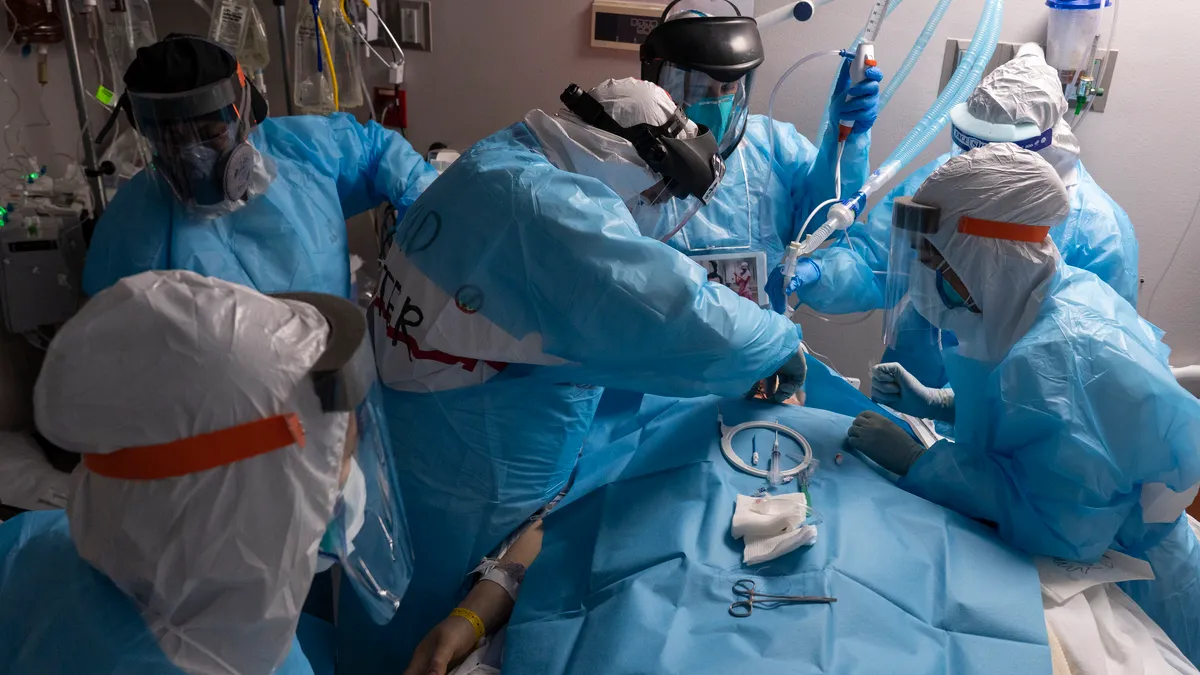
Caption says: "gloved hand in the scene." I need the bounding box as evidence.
[766,259,821,314]
[870,362,955,423]
[831,60,883,135]
[847,411,926,476]
[748,345,807,404]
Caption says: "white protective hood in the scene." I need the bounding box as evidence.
[34,269,349,675]
[910,144,1071,363]
[964,44,1081,184]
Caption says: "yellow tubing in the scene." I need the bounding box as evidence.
[316,13,339,110]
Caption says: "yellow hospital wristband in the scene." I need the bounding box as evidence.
[449,607,486,643]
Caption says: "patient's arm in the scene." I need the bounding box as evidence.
[403,522,544,675]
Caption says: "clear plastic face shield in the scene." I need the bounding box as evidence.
[883,197,984,356]
[882,197,946,353]
[275,292,413,626]
[640,2,764,161]
[126,67,260,210]
[625,158,722,242]
[656,64,753,159]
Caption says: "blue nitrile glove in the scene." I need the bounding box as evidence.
[831,60,883,135]
[870,362,955,423]
[766,259,821,315]
[847,411,926,476]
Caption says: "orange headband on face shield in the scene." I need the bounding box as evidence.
[83,414,306,481]
[958,216,1050,243]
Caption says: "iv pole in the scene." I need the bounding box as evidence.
[274,0,296,115]
[57,0,108,218]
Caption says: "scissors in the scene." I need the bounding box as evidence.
[729,578,837,617]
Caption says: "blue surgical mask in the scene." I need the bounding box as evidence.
[317,457,367,572]
[686,95,735,146]
[935,268,977,312]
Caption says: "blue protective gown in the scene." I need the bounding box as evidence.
[79,113,435,668]
[801,153,1139,386]
[666,114,870,311]
[336,121,802,673]
[0,510,328,675]
[84,113,438,299]
[897,266,1200,663]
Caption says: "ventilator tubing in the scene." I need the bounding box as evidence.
[880,0,953,109]
[780,0,1002,296]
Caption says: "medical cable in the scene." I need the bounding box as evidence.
[1144,192,1200,324]
[765,49,841,174]
[718,412,813,481]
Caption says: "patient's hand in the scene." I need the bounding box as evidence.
[403,614,479,675]
[749,377,806,406]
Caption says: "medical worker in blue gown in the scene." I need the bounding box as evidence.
[799,44,1138,387]
[0,270,412,675]
[83,34,438,299]
[845,143,1200,664]
[337,76,809,673]
[639,7,881,313]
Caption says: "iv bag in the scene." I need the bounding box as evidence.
[100,0,157,95]
[332,6,364,109]
[293,0,335,114]
[239,5,271,72]
[208,0,252,58]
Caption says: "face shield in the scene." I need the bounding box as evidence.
[625,177,709,242]
[126,68,261,210]
[641,4,764,159]
[656,64,753,159]
[882,196,948,354]
[273,292,413,626]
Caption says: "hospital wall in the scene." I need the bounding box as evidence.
[0,0,1192,430]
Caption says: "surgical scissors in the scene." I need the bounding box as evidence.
[729,578,836,617]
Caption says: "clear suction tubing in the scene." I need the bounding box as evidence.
[779,0,1004,298]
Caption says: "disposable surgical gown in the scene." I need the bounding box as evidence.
[0,510,329,675]
[801,154,1138,385]
[668,114,870,312]
[337,121,801,672]
[898,265,1200,663]
[83,113,438,299]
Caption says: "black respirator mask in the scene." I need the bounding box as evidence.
[560,83,725,205]
[96,38,260,210]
